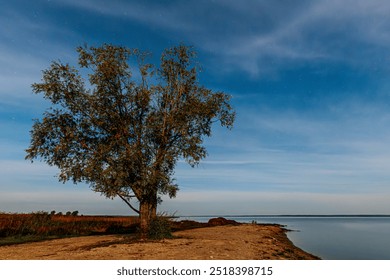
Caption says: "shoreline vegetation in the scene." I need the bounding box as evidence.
[0,212,319,260]
[0,212,139,246]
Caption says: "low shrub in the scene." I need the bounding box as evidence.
[148,215,172,240]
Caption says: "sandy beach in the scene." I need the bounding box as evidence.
[0,223,319,260]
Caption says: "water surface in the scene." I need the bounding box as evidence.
[179,215,390,260]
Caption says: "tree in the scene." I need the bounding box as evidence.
[26,44,235,235]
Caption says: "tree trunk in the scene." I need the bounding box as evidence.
[139,200,157,238]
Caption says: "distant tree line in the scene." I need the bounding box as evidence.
[49,210,79,216]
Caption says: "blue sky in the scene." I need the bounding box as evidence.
[2,0,390,215]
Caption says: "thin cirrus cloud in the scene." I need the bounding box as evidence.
[6,0,390,78]
[171,102,390,198]
[58,0,390,74]
[12,0,388,63]
[0,16,79,108]
[162,191,390,215]
[1,0,390,215]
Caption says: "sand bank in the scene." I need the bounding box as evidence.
[0,224,319,260]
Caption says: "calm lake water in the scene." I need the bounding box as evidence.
[178,215,390,260]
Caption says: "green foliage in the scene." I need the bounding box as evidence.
[148,215,172,240]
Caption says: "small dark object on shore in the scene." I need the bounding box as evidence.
[207,217,240,226]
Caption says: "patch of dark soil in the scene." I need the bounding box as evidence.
[171,220,208,232]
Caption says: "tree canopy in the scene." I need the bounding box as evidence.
[26,44,235,234]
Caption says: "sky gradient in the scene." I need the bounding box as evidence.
[1,0,390,215]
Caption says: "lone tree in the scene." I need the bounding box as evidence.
[26,44,235,235]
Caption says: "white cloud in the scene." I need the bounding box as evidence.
[170,99,390,198]
[42,0,390,75]
[0,159,61,192]
[2,0,390,216]
[221,0,390,74]
[0,6,84,108]
[0,45,48,104]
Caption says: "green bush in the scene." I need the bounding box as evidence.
[148,215,172,240]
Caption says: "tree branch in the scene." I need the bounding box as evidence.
[117,192,140,214]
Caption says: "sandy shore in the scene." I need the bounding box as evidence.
[0,224,319,260]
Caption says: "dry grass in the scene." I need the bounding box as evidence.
[0,212,139,245]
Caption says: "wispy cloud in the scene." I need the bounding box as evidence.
[162,191,390,215]
[173,98,390,198]
[17,0,390,77]
[0,159,58,188]
[62,0,390,74]
[2,0,390,215]
[0,4,84,108]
